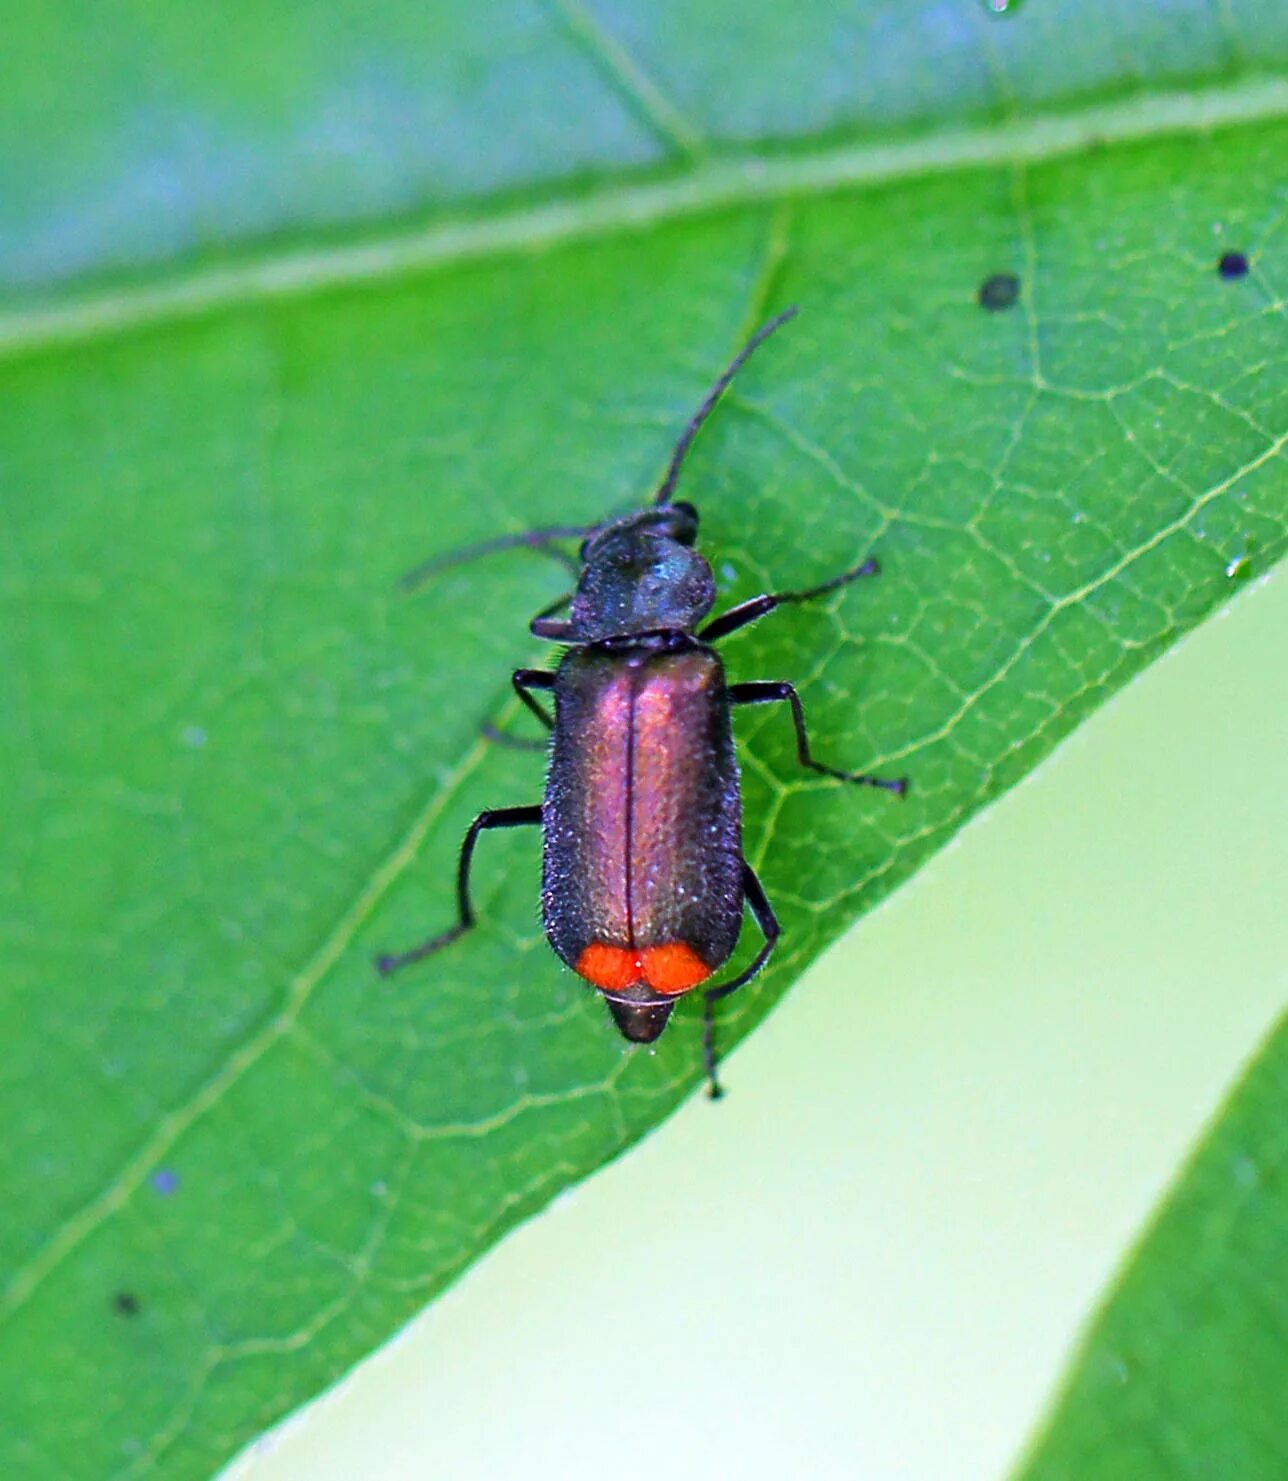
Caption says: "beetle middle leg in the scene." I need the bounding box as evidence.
[698,555,879,643]
[729,681,908,794]
[483,668,556,751]
[702,862,782,1099]
[375,803,542,974]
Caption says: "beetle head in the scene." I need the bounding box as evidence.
[569,502,715,641]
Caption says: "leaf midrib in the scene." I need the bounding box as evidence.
[3,71,1287,363]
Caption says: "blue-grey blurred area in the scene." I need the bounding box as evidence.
[4,0,1288,293]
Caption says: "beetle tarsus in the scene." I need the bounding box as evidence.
[729,680,908,795]
[375,924,466,976]
[702,995,726,1099]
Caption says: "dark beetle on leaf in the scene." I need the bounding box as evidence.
[378,309,907,1096]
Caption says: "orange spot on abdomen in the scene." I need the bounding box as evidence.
[641,943,712,994]
[575,943,641,992]
[575,941,712,996]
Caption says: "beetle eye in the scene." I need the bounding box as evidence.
[669,501,699,545]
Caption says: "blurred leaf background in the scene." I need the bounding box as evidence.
[2,4,1287,1479]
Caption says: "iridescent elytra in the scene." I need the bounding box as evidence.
[377,309,907,1096]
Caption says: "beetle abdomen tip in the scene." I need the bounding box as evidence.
[605,997,676,1044]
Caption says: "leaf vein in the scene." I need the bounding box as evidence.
[5,75,1288,362]
[0,729,500,1324]
[542,0,704,158]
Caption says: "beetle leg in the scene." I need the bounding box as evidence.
[481,725,546,751]
[698,557,879,643]
[375,804,543,974]
[399,525,587,593]
[513,668,556,728]
[529,590,576,640]
[484,669,556,749]
[702,862,782,1099]
[729,680,908,795]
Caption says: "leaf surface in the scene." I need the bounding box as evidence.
[2,5,1288,1477]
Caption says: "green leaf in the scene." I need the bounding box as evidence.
[2,5,1287,1478]
[1015,1008,1288,1481]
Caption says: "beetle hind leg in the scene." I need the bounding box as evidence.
[701,862,782,1099]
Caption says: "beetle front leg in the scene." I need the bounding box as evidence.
[729,680,908,795]
[702,862,782,1099]
[375,803,542,974]
[530,591,575,641]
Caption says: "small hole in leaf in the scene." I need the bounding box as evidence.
[978,273,1020,311]
[113,1290,141,1318]
[1218,251,1250,280]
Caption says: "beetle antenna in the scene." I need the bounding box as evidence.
[654,306,799,506]
[399,525,592,592]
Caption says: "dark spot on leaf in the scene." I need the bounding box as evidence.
[978,272,1020,311]
[1218,251,1250,280]
[113,1290,141,1318]
[151,1168,179,1195]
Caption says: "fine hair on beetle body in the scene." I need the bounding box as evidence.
[378,306,908,1098]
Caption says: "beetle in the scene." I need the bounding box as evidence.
[377,308,907,1096]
